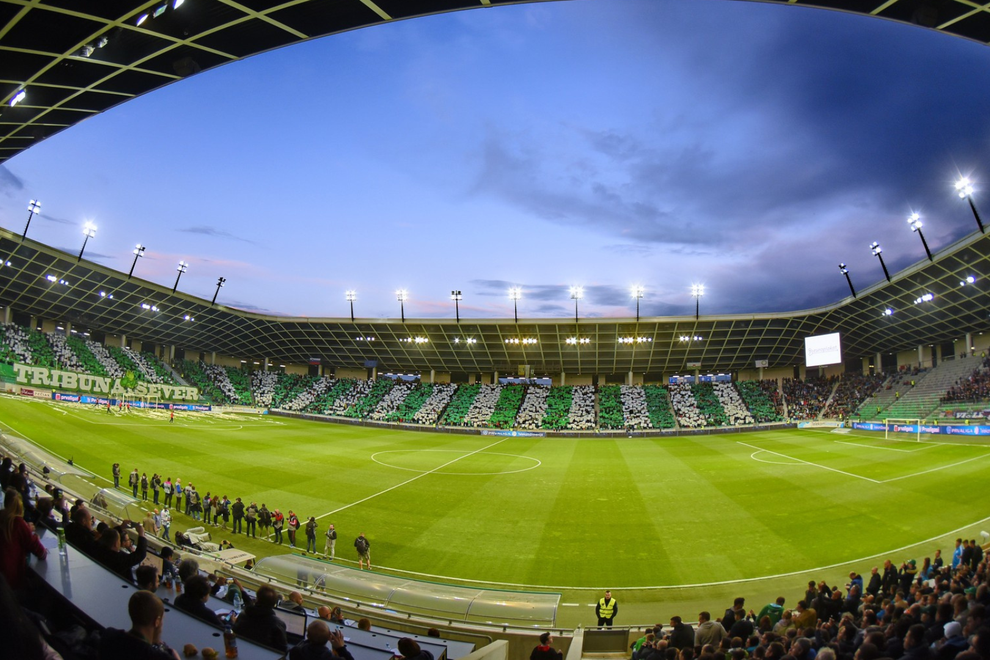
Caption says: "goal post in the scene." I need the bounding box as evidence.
[884,419,922,441]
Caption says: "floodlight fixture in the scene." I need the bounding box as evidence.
[870,241,891,282]
[956,176,985,233]
[173,0,184,8]
[631,285,645,321]
[78,221,97,261]
[960,275,977,286]
[22,199,40,240]
[396,289,408,322]
[9,90,25,107]
[172,260,188,293]
[211,276,226,306]
[907,212,933,261]
[451,290,462,323]
[570,286,583,322]
[136,13,149,25]
[691,284,705,319]
[838,263,856,298]
[882,308,894,317]
[345,290,357,322]
[128,244,145,279]
[508,287,522,323]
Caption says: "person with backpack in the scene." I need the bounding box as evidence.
[305,516,318,553]
[287,511,300,548]
[162,477,173,507]
[355,533,371,570]
[324,523,337,559]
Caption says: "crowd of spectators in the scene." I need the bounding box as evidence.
[517,385,551,429]
[943,360,990,403]
[568,386,596,430]
[412,383,456,425]
[630,539,990,660]
[251,369,280,407]
[782,376,837,420]
[371,382,414,420]
[670,384,707,428]
[714,382,754,426]
[826,373,887,419]
[463,384,504,427]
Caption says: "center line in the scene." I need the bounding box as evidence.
[314,438,507,521]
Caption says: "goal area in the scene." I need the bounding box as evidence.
[884,419,922,441]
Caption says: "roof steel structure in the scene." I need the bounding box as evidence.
[1,0,990,166]
[0,226,986,375]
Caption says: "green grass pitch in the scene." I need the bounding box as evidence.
[3,394,990,623]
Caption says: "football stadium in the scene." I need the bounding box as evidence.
[2,1,990,660]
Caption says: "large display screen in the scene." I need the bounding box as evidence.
[805,332,842,367]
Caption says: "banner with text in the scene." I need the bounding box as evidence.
[17,364,199,401]
[851,422,990,436]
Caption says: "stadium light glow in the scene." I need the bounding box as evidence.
[128,243,146,279]
[870,241,891,283]
[956,176,985,233]
[140,303,160,312]
[211,276,225,306]
[618,336,652,344]
[46,274,57,283]
[172,260,188,294]
[396,289,408,322]
[565,337,591,345]
[451,290,462,323]
[22,199,40,240]
[691,284,705,319]
[345,290,356,322]
[631,285,645,321]
[908,213,933,261]
[183,314,195,321]
[9,90,25,107]
[153,4,167,18]
[508,287,522,322]
[882,308,894,317]
[78,221,97,261]
[961,275,977,286]
[679,335,703,342]
[913,292,935,304]
[570,286,583,322]
[173,0,184,8]
[136,13,149,25]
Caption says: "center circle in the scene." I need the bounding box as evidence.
[371,449,542,476]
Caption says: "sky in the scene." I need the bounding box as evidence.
[2,0,990,320]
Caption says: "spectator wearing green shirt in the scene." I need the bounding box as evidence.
[757,597,786,627]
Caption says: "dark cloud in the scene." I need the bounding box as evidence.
[221,298,281,315]
[177,226,257,244]
[56,248,116,260]
[39,213,73,225]
[0,166,24,194]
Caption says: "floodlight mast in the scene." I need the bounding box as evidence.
[78,221,97,261]
[956,177,985,234]
[839,263,856,298]
[345,290,356,322]
[508,287,522,323]
[691,284,705,320]
[451,290,462,323]
[870,241,891,282]
[632,285,645,322]
[396,289,408,323]
[570,286,583,323]
[172,260,188,294]
[211,276,226,306]
[128,244,146,279]
[908,213,933,262]
[22,199,40,241]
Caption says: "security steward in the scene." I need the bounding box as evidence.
[596,590,618,627]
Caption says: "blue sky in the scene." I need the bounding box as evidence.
[2,0,990,319]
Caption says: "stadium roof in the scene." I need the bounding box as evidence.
[2,0,990,166]
[1,225,987,374]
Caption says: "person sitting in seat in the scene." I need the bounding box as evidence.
[233,584,288,653]
[101,590,181,660]
[174,574,223,628]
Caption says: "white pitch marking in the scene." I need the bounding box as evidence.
[879,451,990,483]
[834,440,933,453]
[370,449,542,476]
[313,438,508,521]
[737,441,880,483]
[749,450,802,466]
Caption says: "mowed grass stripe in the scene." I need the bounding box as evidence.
[6,397,990,590]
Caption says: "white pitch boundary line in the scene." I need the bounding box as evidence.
[312,438,508,522]
[880,452,990,483]
[0,418,113,484]
[737,441,880,483]
[834,440,934,453]
[334,512,990,592]
[749,450,802,466]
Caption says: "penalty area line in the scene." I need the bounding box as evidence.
[737,441,879,483]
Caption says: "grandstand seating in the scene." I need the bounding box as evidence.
[597,385,624,429]
[381,382,429,422]
[541,386,573,430]
[488,385,524,428]
[643,385,676,429]
[884,356,983,418]
[713,382,753,425]
[735,380,782,423]
[87,340,125,377]
[568,386,596,430]
[782,376,834,420]
[463,384,503,427]
[941,356,990,403]
[515,385,550,429]
[670,383,705,428]
[329,378,374,415]
[371,381,413,420]
[824,372,885,419]
[0,322,32,363]
[341,378,394,418]
[251,369,280,406]
[46,331,84,371]
[441,383,481,426]
[280,376,333,412]
[412,383,456,424]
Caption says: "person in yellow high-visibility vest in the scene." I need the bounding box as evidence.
[596,590,618,627]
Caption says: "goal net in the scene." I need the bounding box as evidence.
[884,419,922,441]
